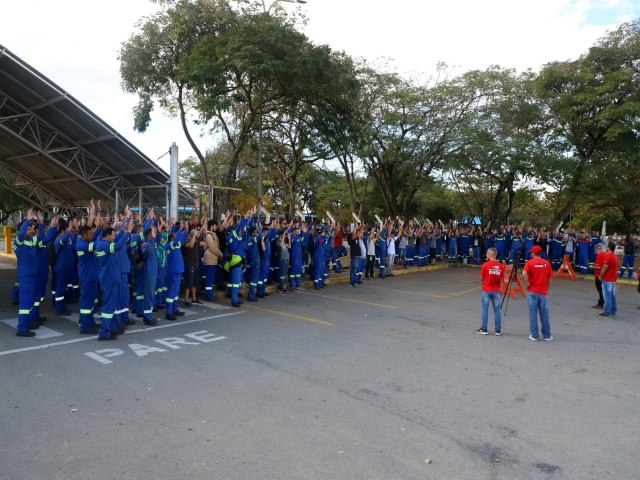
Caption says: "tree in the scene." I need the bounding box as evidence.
[446,68,547,225]
[536,20,640,225]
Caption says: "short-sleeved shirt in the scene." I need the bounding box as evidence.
[594,251,607,277]
[524,257,552,295]
[480,260,504,292]
[601,252,619,282]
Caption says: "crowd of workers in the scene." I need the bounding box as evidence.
[9,201,639,340]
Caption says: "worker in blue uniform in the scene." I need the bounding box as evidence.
[377,227,387,278]
[447,230,457,263]
[96,224,132,340]
[155,224,168,309]
[524,230,536,261]
[549,233,564,270]
[459,229,471,264]
[509,231,523,265]
[113,218,133,328]
[313,227,326,290]
[226,208,252,307]
[76,223,101,334]
[258,220,277,298]
[140,225,159,325]
[322,224,334,287]
[288,222,304,291]
[31,214,57,326]
[130,223,146,319]
[165,221,188,320]
[494,231,506,262]
[576,234,590,275]
[246,223,260,302]
[53,218,76,317]
[14,209,41,337]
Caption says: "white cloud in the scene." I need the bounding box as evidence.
[1,0,635,174]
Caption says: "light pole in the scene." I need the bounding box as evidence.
[257,0,308,215]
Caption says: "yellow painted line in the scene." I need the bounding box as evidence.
[449,286,481,297]
[245,305,335,327]
[311,293,398,309]
[367,285,447,299]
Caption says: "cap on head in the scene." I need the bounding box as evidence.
[529,245,542,254]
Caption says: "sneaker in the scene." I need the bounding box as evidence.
[277,289,287,294]
[598,312,609,317]
[543,336,554,341]
[192,299,203,305]
[174,310,185,317]
[494,330,501,336]
[476,328,488,335]
[591,304,604,309]
[183,302,191,308]
[165,314,177,321]
[297,286,305,291]
[529,334,539,341]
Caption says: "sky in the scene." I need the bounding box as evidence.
[2,0,637,174]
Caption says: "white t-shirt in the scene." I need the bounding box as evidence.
[387,235,397,255]
[367,238,376,256]
[358,239,366,257]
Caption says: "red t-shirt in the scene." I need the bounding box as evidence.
[593,251,607,277]
[480,260,504,292]
[334,229,343,247]
[600,252,619,282]
[524,257,552,295]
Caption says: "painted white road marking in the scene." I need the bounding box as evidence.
[84,331,226,364]
[1,319,64,339]
[0,311,242,357]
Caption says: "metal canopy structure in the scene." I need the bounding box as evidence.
[0,44,192,214]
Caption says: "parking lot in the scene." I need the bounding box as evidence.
[1,262,639,480]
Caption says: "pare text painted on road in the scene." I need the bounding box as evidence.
[84,330,226,365]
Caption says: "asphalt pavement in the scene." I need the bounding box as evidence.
[1,257,639,480]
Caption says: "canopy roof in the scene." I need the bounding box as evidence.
[0,44,191,214]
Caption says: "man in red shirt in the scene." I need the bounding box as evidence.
[477,247,505,335]
[592,244,606,309]
[333,226,344,273]
[598,242,619,317]
[522,245,553,341]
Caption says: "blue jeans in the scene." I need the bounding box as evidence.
[527,292,551,339]
[601,281,617,315]
[481,291,501,331]
[350,257,358,285]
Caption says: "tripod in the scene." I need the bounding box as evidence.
[500,252,522,316]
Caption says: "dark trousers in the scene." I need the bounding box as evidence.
[365,255,375,278]
[595,278,604,306]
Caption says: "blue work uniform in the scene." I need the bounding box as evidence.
[15,221,41,334]
[53,230,76,314]
[165,229,188,315]
[96,232,130,339]
[141,235,158,322]
[246,230,260,300]
[76,230,101,332]
[226,218,248,306]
